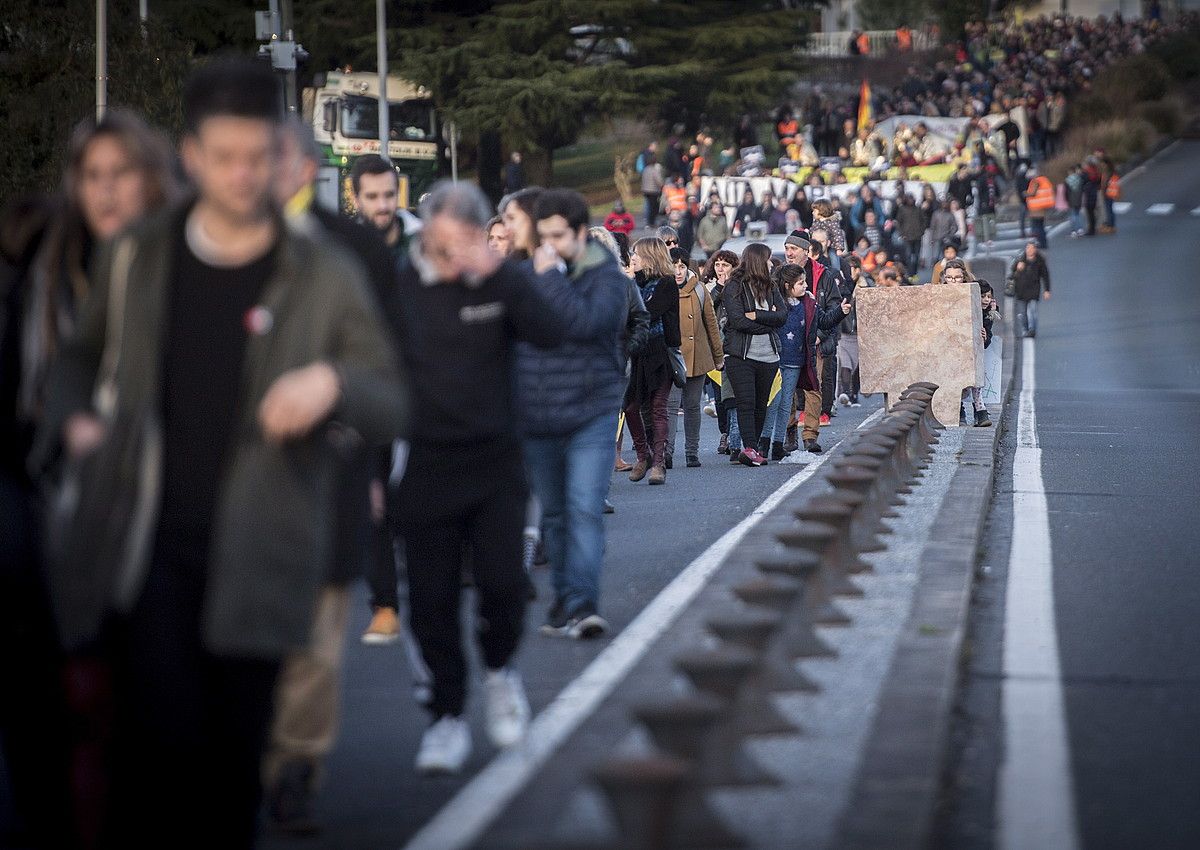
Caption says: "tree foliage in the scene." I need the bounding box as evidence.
[0,0,194,203]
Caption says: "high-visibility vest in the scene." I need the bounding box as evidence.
[1105,174,1121,200]
[664,185,687,212]
[856,32,870,55]
[1026,175,1054,213]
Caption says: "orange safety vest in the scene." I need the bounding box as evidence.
[1105,174,1121,200]
[1026,175,1054,213]
[856,32,871,55]
[897,27,912,51]
[777,119,798,142]
[664,185,687,212]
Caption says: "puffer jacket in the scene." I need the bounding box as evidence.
[722,271,786,360]
[515,240,630,437]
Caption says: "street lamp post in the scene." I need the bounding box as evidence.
[96,0,107,120]
[376,0,390,163]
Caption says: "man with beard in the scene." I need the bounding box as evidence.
[351,154,423,264]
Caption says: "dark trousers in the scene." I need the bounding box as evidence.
[395,439,528,718]
[106,553,280,849]
[626,377,672,466]
[367,519,400,610]
[904,239,922,273]
[1031,216,1048,249]
[0,475,77,849]
[819,350,837,414]
[644,193,659,227]
[1085,198,1097,236]
[726,354,778,450]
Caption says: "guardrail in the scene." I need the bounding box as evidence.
[799,29,937,58]
[549,383,947,850]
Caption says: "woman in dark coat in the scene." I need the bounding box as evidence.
[623,237,680,484]
[721,243,787,467]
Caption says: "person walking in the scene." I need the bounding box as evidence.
[760,264,848,460]
[389,181,577,774]
[1023,165,1054,249]
[640,156,665,228]
[1,108,177,850]
[696,200,730,258]
[894,193,926,276]
[517,189,630,640]
[1081,156,1102,237]
[837,255,868,409]
[723,242,786,467]
[1065,164,1085,237]
[1008,241,1051,338]
[36,58,408,846]
[624,237,680,485]
[603,200,635,237]
[666,246,724,468]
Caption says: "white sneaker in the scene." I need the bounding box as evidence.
[703,401,717,418]
[415,715,471,774]
[837,393,850,406]
[484,668,530,748]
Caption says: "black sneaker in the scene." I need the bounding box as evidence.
[268,760,320,835]
[566,605,609,640]
[804,439,824,454]
[540,600,569,636]
[974,409,992,428]
[686,454,701,467]
[771,441,787,461]
[664,455,673,470]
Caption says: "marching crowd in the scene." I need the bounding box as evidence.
[0,11,1162,849]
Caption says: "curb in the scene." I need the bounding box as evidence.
[831,296,1018,849]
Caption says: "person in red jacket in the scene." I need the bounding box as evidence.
[603,200,635,237]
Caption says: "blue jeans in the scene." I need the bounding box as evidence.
[1069,207,1083,233]
[1017,298,1039,336]
[523,413,614,616]
[763,365,802,444]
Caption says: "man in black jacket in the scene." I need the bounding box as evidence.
[1009,241,1051,338]
[389,181,569,775]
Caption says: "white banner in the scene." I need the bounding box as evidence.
[982,334,1003,405]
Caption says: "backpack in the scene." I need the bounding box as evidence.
[635,152,646,174]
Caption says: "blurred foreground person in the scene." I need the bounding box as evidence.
[2,109,176,849]
[36,58,407,847]
[261,118,414,834]
[389,181,567,775]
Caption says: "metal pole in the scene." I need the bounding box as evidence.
[376,0,390,162]
[96,0,107,121]
[280,0,297,113]
[139,0,146,23]
[450,120,458,183]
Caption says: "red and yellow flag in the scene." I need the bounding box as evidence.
[857,78,873,130]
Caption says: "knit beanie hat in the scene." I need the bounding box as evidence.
[785,229,811,252]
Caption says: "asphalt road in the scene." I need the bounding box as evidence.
[938,140,1200,849]
[260,396,883,849]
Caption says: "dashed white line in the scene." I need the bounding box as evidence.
[402,408,886,850]
[1146,203,1175,215]
[1191,206,1200,217]
[1112,202,1132,214]
[997,338,1080,850]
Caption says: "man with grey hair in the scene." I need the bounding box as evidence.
[388,180,569,774]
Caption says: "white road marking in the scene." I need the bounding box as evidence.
[1191,207,1200,217]
[1146,203,1175,215]
[402,408,886,850]
[997,339,1080,850]
[1113,202,1132,214]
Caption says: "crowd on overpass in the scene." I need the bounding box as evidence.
[0,11,1176,849]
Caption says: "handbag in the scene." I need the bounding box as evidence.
[43,237,152,650]
[668,346,688,389]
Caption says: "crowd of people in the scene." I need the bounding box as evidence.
[0,11,1168,849]
[624,12,1194,268]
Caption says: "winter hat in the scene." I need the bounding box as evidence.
[785,229,811,252]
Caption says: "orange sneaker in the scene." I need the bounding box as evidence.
[362,606,401,645]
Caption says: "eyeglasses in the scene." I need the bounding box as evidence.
[665,239,678,246]
[943,274,965,282]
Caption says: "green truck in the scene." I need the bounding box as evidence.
[301,70,444,213]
